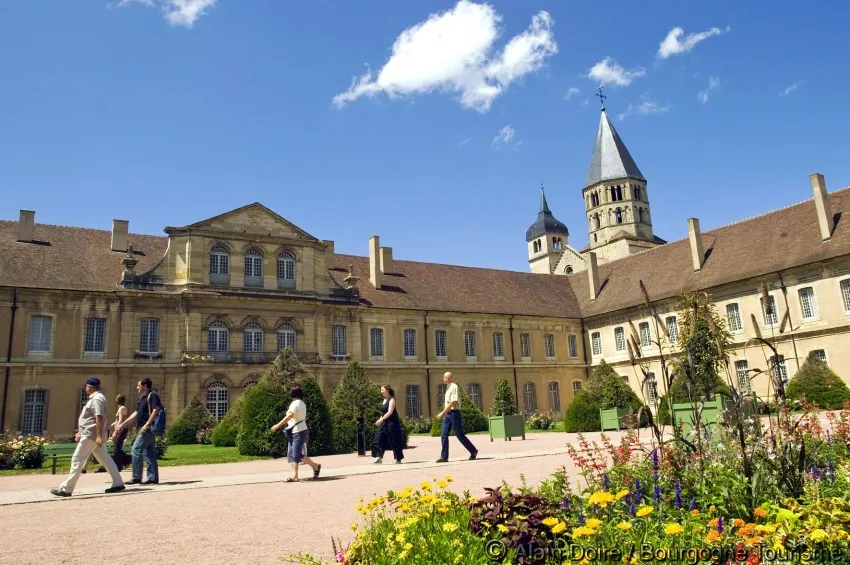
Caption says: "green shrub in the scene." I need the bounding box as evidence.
[563,360,650,432]
[492,377,517,416]
[125,430,168,459]
[296,376,334,456]
[196,427,213,445]
[563,390,603,432]
[655,369,730,425]
[526,412,554,430]
[165,397,217,445]
[787,354,850,410]
[212,395,244,447]
[330,361,383,453]
[238,376,292,457]
[404,418,433,434]
[430,385,488,436]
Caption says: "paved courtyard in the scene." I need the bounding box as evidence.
[0,431,621,565]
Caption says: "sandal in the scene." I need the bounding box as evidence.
[313,464,321,479]
[285,477,299,483]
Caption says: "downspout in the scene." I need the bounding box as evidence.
[580,318,590,380]
[777,273,801,372]
[2,288,18,432]
[508,315,519,411]
[423,311,432,418]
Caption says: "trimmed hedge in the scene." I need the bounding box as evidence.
[562,360,650,433]
[211,395,244,447]
[238,376,290,457]
[297,376,334,456]
[430,385,488,436]
[330,361,383,454]
[165,397,217,445]
[787,354,850,410]
[563,390,604,433]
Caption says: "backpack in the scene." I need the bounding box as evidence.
[147,392,167,437]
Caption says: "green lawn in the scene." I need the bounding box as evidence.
[0,444,268,477]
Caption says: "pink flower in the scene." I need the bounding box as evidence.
[335,551,346,563]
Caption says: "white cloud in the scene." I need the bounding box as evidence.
[779,81,805,96]
[332,1,558,113]
[587,57,645,87]
[617,95,670,120]
[112,0,217,28]
[459,137,472,147]
[564,87,581,101]
[657,26,730,59]
[492,125,515,147]
[698,76,721,103]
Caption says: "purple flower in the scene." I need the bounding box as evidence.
[578,513,586,526]
[653,484,662,504]
[689,497,696,511]
[561,498,570,510]
[603,474,610,490]
[651,449,659,471]
[717,516,724,534]
[828,461,836,484]
[627,500,636,517]
[674,481,682,510]
[633,479,644,504]
[826,429,832,444]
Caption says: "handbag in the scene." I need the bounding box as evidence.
[284,418,305,440]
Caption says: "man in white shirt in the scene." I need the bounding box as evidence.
[435,372,478,463]
[51,377,125,497]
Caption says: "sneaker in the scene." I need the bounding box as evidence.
[469,451,478,461]
[50,489,71,497]
[371,458,382,464]
[105,485,126,494]
[127,479,142,485]
[143,479,159,485]
[393,460,403,464]
[435,458,449,463]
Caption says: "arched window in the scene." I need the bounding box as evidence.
[565,266,573,274]
[243,322,264,353]
[277,323,296,352]
[244,248,263,287]
[593,213,600,230]
[206,381,229,421]
[210,245,230,284]
[208,321,229,353]
[277,251,295,289]
[638,208,645,223]
[634,186,642,200]
[243,379,259,389]
[615,208,623,224]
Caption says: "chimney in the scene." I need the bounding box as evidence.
[17,210,35,243]
[369,235,382,289]
[111,219,129,252]
[810,173,834,241]
[323,240,335,269]
[380,246,394,274]
[587,252,600,300]
[688,218,705,270]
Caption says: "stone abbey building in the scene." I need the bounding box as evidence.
[2,107,849,438]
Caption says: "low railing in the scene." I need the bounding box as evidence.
[182,350,322,364]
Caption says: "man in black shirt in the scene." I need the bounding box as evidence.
[117,378,162,485]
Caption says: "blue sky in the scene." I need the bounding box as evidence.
[1,1,848,272]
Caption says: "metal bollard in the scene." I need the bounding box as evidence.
[356,416,366,456]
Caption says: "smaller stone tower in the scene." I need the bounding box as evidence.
[527,186,569,274]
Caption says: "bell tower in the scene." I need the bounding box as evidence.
[582,87,664,262]
[527,185,569,274]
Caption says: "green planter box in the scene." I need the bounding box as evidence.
[672,397,727,436]
[489,415,525,441]
[599,407,632,432]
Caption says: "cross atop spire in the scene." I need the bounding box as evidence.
[595,85,607,111]
[539,182,551,213]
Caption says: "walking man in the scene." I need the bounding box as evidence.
[50,378,125,497]
[435,372,478,463]
[117,378,162,485]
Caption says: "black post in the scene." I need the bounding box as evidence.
[508,316,519,412]
[1,288,18,432]
[424,311,432,419]
[356,415,366,456]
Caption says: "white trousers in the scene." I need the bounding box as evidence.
[59,437,123,494]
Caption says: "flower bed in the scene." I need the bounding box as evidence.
[0,432,48,470]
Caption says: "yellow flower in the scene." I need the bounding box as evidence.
[809,529,828,543]
[397,532,406,543]
[437,480,448,489]
[586,518,602,529]
[617,522,632,531]
[451,539,462,548]
[615,489,629,500]
[664,523,684,535]
[453,555,463,565]
[551,522,567,535]
[443,523,459,533]
[445,475,454,483]
[399,550,409,559]
[588,491,616,507]
[420,481,432,491]
[404,543,413,551]
[636,506,653,518]
[542,517,559,527]
[709,505,716,514]
[438,507,448,514]
[350,523,358,532]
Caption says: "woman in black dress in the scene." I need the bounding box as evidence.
[371,385,404,464]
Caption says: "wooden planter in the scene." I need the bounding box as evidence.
[599,407,632,431]
[489,414,526,441]
[672,397,727,436]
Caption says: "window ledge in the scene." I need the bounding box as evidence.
[370,356,385,362]
[493,356,505,361]
[545,356,556,361]
[27,351,52,358]
[465,356,477,362]
[83,351,106,358]
[403,356,418,361]
[434,356,448,362]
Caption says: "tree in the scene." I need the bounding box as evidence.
[265,346,308,385]
[296,376,334,456]
[562,360,648,433]
[211,395,244,447]
[677,293,732,400]
[329,361,383,453]
[165,397,217,445]
[786,353,850,409]
[430,385,488,436]
[492,378,517,416]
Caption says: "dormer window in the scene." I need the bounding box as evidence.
[244,248,263,287]
[210,245,230,285]
[277,251,295,289]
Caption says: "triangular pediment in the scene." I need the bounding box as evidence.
[179,203,319,241]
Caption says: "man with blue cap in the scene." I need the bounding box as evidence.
[50,377,125,497]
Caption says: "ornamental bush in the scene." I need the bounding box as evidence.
[211,395,244,447]
[562,389,603,433]
[295,376,335,457]
[492,377,517,417]
[526,412,554,430]
[330,361,383,453]
[165,397,217,445]
[430,385,488,437]
[787,353,850,410]
[563,360,649,432]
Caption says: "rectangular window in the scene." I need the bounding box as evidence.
[568,334,578,358]
[208,326,229,352]
[810,349,827,364]
[646,372,658,405]
[28,315,53,353]
[762,295,778,326]
[21,389,47,435]
[84,318,106,353]
[549,382,561,412]
[139,318,159,353]
[639,322,651,348]
[798,287,818,320]
[523,382,537,413]
[370,328,384,358]
[434,329,447,358]
[726,303,743,332]
[437,384,447,411]
[403,329,416,357]
[519,333,531,358]
[771,354,788,384]
[666,316,679,344]
[468,383,482,410]
[735,360,751,395]
[464,331,476,358]
[614,327,626,351]
[544,334,555,358]
[492,332,504,358]
[591,332,602,356]
[572,381,582,393]
[405,384,421,419]
[841,279,850,312]
[331,325,347,356]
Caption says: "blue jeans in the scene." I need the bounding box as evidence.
[441,410,477,460]
[131,430,159,483]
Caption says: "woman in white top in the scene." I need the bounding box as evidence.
[270,386,322,482]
